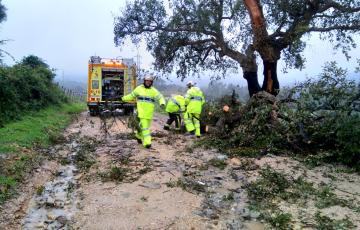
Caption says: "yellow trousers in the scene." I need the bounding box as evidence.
[136,118,152,147]
[184,112,201,137]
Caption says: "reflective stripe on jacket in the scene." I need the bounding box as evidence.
[185,87,205,114]
[122,85,165,119]
[165,95,185,113]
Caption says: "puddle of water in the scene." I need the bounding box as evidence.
[23,142,80,229]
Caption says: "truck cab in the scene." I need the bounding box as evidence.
[87,56,137,116]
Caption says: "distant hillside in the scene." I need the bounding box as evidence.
[55,80,87,93]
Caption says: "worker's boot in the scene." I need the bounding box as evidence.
[163,125,170,130]
[135,132,142,144]
[145,144,151,149]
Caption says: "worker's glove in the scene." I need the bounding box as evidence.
[119,97,123,103]
[160,104,165,110]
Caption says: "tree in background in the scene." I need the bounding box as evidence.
[0,0,6,24]
[114,0,360,97]
[243,0,360,95]
[20,55,49,69]
[0,0,7,63]
[114,0,259,96]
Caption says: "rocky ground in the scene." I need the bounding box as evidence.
[1,112,360,229]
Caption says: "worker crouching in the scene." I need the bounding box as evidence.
[164,95,185,131]
[121,76,165,148]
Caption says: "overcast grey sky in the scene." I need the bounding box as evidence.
[1,0,359,87]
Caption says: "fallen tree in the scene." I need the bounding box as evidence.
[201,62,360,170]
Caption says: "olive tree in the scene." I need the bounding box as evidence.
[0,0,6,24]
[243,0,360,95]
[0,0,7,63]
[114,0,360,96]
[114,0,260,95]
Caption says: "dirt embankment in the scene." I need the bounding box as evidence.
[1,112,360,230]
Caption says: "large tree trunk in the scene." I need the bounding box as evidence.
[262,60,280,96]
[238,44,261,97]
[243,71,261,97]
[244,0,281,96]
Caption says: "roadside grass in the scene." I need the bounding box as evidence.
[0,103,85,153]
[0,102,86,204]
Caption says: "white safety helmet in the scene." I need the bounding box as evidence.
[144,75,154,81]
[186,81,195,87]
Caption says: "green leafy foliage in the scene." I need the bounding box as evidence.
[20,55,49,69]
[315,184,349,209]
[0,55,67,126]
[247,166,291,202]
[114,0,360,98]
[0,0,6,24]
[315,212,356,230]
[0,1,9,64]
[74,138,98,172]
[109,166,131,182]
[266,212,293,230]
[0,176,16,203]
[201,62,360,170]
[208,158,227,170]
[287,62,360,169]
[245,166,359,229]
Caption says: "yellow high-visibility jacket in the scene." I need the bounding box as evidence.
[165,95,185,113]
[122,85,165,119]
[185,86,205,114]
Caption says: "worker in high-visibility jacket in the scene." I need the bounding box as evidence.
[164,95,186,131]
[121,75,165,148]
[184,81,205,137]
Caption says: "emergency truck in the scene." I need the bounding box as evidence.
[87,56,137,116]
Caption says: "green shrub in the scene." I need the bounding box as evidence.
[201,62,360,170]
[0,55,67,126]
[289,62,360,169]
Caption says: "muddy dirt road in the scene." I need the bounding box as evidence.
[2,112,360,229]
[0,112,262,229]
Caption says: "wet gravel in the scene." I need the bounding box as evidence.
[23,141,81,229]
